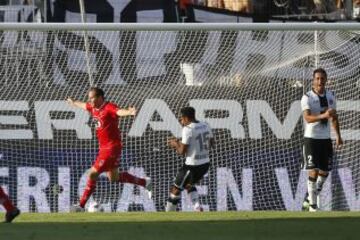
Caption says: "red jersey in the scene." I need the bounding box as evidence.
[86,102,122,148]
[179,0,192,9]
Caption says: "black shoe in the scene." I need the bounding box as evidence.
[5,208,20,223]
[309,204,318,212]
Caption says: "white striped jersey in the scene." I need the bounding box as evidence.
[301,89,336,139]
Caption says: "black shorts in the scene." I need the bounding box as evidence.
[174,163,210,190]
[303,138,333,171]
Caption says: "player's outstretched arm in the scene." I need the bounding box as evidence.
[66,97,87,110]
[116,107,136,117]
[167,137,187,155]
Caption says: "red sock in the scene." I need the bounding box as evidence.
[80,179,97,208]
[118,172,145,187]
[0,187,15,212]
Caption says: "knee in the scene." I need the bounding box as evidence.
[88,170,99,180]
[318,170,328,177]
[170,185,181,196]
[108,176,117,183]
[308,169,318,179]
[185,184,196,193]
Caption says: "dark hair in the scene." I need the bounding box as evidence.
[180,107,196,120]
[89,87,105,98]
[313,68,327,79]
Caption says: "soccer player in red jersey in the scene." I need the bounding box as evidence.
[0,186,20,222]
[67,87,152,211]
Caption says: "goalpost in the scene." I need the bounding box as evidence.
[0,23,359,212]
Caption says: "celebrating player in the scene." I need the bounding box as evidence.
[67,87,152,211]
[166,107,214,212]
[0,186,20,223]
[301,68,343,212]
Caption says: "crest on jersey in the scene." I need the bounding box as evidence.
[329,99,333,105]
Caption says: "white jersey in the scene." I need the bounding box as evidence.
[181,121,213,166]
[301,89,336,139]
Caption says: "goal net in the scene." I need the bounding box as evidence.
[0,23,359,212]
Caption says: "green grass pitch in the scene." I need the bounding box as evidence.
[1,211,360,240]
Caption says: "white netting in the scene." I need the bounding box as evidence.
[0,24,359,212]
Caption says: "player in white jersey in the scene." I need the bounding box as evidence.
[166,107,214,212]
[301,68,343,212]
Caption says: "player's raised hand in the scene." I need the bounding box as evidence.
[66,97,75,106]
[128,106,137,116]
[116,106,137,117]
[66,97,87,110]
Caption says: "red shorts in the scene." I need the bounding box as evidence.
[93,145,121,173]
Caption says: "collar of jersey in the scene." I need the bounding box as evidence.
[312,88,326,97]
[94,102,107,111]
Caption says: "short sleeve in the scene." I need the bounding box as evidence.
[206,123,213,138]
[332,99,336,110]
[330,91,336,110]
[107,103,120,116]
[301,95,310,112]
[208,128,214,138]
[181,127,192,145]
[85,102,92,112]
